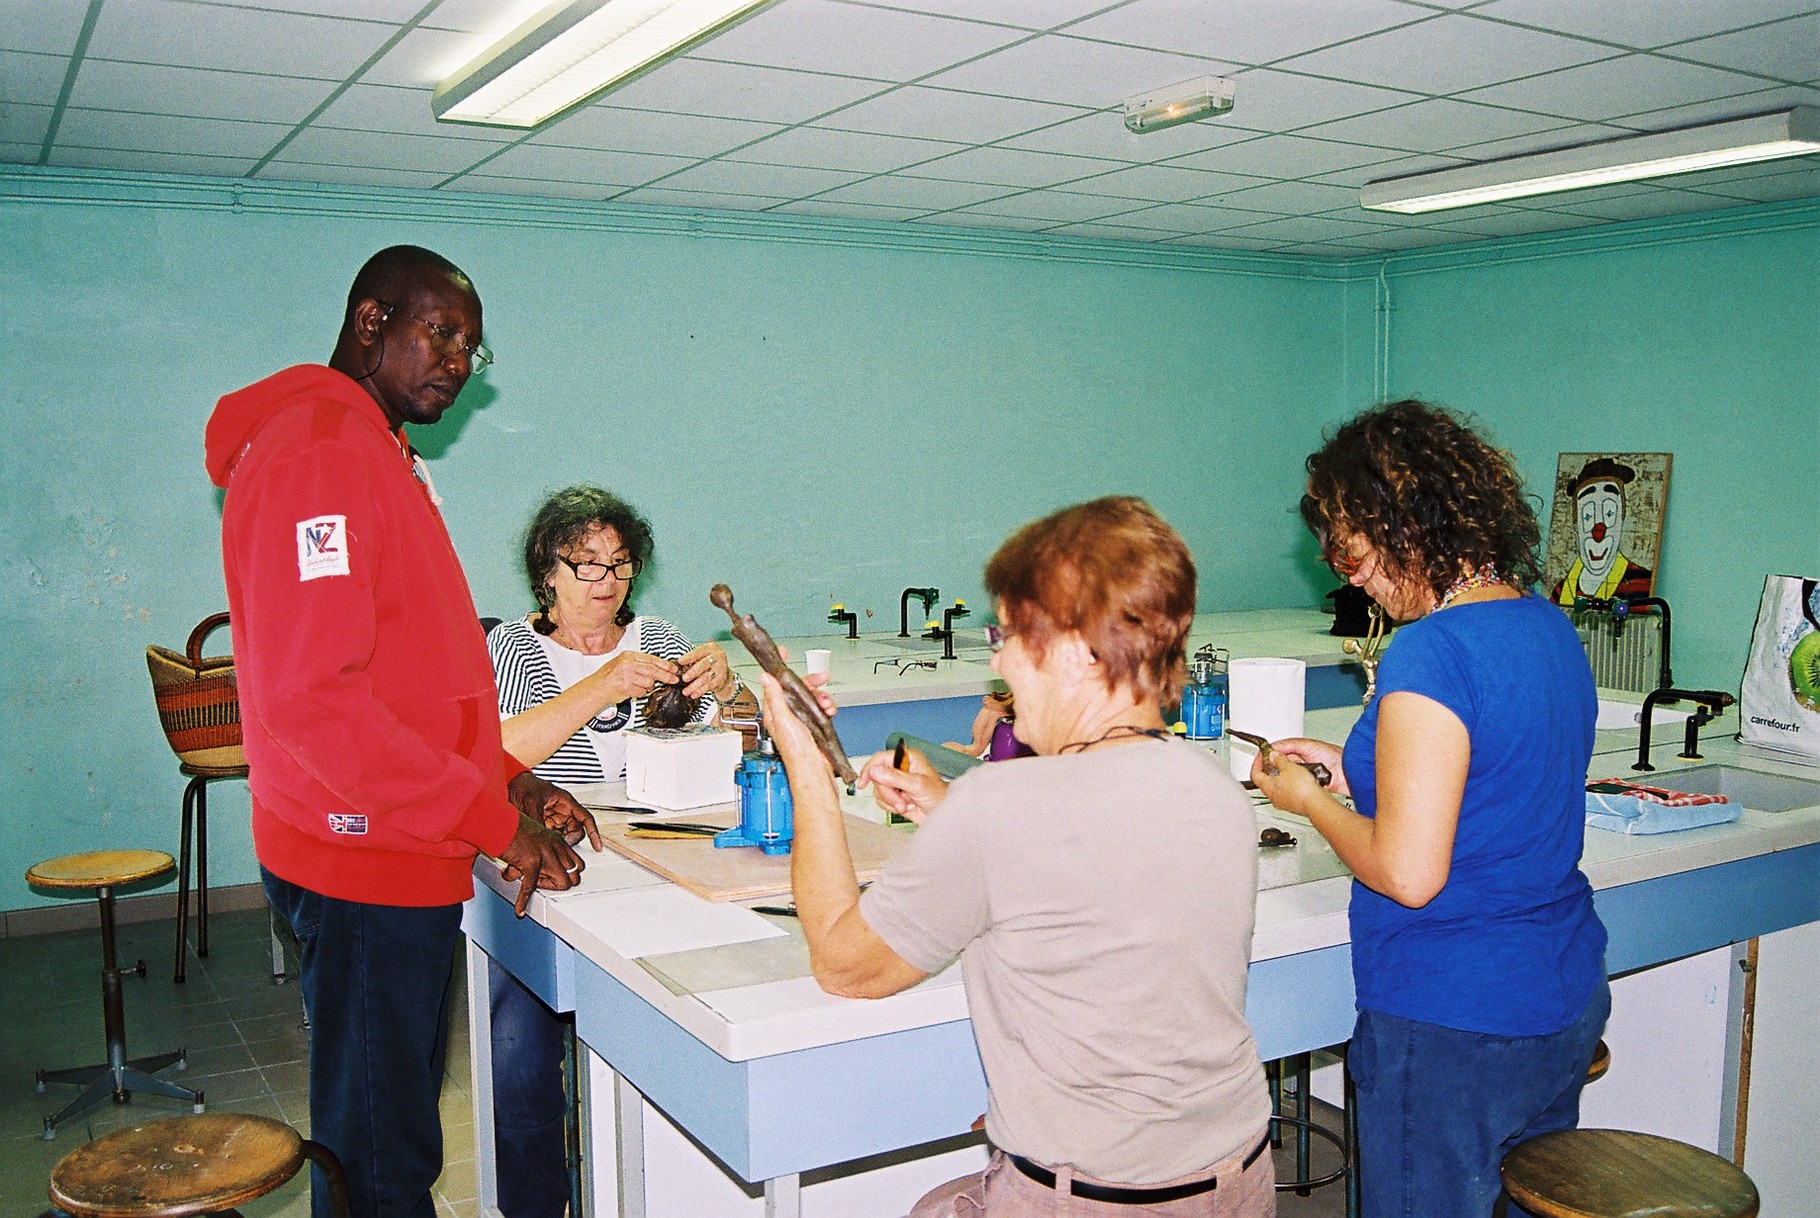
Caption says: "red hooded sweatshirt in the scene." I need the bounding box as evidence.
[206,365,520,906]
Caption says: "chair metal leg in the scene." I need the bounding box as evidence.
[174,774,202,983]
[195,777,210,959]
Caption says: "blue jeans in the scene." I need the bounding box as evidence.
[488,958,572,1218]
[264,869,462,1218]
[1349,978,1611,1218]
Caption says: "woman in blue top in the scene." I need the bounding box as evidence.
[1253,400,1609,1218]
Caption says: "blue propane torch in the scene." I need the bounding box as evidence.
[715,719,795,855]
[1180,645,1229,741]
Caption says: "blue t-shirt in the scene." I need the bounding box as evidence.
[1343,594,1607,1036]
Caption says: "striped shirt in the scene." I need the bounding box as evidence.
[487,615,718,785]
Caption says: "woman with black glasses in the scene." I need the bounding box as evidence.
[489,484,741,787]
[483,483,739,1218]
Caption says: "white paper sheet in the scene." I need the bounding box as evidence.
[548,885,787,960]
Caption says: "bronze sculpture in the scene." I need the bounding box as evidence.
[710,584,859,785]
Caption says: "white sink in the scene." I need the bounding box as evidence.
[1596,698,1690,732]
[1663,765,1820,814]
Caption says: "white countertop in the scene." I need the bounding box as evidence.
[475,690,1820,1063]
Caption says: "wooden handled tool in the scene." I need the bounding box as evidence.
[1229,728,1333,786]
[710,584,859,785]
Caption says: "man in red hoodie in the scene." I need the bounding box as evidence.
[207,246,592,1218]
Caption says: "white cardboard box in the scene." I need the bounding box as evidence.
[625,725,741,809]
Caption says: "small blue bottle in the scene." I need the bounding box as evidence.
[1181,646,1229,741]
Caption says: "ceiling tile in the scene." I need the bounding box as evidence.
[728,126,965,173]
[360,26,477,88]
[816,174,1018,208]
[1042,221,1184,241]
[1215,213,1398,241]
[925,34,1241,108]
[1608,84,1820,130]
[647,158,868,197]
[1001,110,1260,161]
[1,0,90,55]
[1427,207,1603,236]
[452,175,615,201]
[1,102,52,148]
[191,0,432,19]
[1,141,40,162]
[1672,161,1819,203]
[463,143,691,186]
[86,0,396,77]
[1276,13,1617,96]
[693,0,1028,80]
[953,189,1143,223]
[1216,179,1365,214]
[278,126,509,174]
[1458,54,1773,122]
[1,50,65,107]
[533,106,782,158]
[815,85,1088,144]
[1067,0,1427,66]
[50,146,258,176]
[55,109,289,158]
[1307,152,1467,188]
[1439,121,1631,160]
[1473,0,1818,51]
[913,211,1056,232]
[863,0,1121,29]
[1542,185,1764,221]
[316,84,498,141]
[1215,68,1423,132]
[1340,226,1480,251]
[1108,202,1285,232]
[256,162,450,190]
[1301,97,1572,153]
[1165,232,1291,249]
[610,186,793,210]
[72,60,342,125]
[599,59,892,125]
[421,0,549,35]
[1168,132,1406,178]
[1060,162,1273,201]
[909,145,1125,187]
[770,198,931,221]
[1662,15,1819,83]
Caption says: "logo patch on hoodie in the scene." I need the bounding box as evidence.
[297,515,349,581]
[327,813,368,835]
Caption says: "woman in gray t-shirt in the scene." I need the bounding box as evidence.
[762,496,1274,1218]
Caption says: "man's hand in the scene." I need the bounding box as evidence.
[509,770,603,850]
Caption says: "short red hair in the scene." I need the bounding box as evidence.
[985,496,1197,707]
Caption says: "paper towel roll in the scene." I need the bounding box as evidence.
[1228,657,1306,782]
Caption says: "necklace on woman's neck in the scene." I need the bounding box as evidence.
[1437,562,1505,611]
[1057,724,1170,754]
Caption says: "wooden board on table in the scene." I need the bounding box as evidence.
[597,813,909,902]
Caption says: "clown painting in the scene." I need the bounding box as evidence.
[1544,452,1672,607]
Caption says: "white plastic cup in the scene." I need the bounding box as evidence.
[804,649,833,678]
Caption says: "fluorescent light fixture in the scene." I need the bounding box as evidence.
[1362,107,1820,213]
[434,0,773,129]
[1123,76,1236,135]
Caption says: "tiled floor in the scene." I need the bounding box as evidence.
[4,906,1351,1218]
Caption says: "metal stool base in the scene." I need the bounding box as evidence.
[37,1054,203,1139]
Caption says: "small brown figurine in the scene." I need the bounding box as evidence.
[710,584,859,785]
[643,680,699,730]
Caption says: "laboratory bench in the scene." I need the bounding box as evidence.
[464,692,1820,1218]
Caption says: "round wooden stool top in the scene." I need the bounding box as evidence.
[1586,1039,1611,1084]
[49,1113,305,1217]
[1503,1129,1759,1218]
[26,850,175,891]
[178,762,250,781]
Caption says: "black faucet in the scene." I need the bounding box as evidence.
[1634,687,1735,772]
[899,587,939,638]
[827,603,859,640]
[924,600,971,660]
[1576,594,1673,690]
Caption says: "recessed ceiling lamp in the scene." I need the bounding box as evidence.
[1122,76,1237,135]
[434,0,773,129]
[1362,107,1820,213]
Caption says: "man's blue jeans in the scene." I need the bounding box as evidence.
[488,958,572,1218]
[264,869,462,1218]
[1350,978,1611,1218]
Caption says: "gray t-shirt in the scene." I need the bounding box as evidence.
[860,739,1269,1185]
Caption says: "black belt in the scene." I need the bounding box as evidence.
[1007,1134,1270,1205]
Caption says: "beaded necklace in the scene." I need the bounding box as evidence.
[1437,562,1506,611]
[1057,724,1171,754]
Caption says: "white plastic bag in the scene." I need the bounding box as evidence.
[1738,574,1820,761]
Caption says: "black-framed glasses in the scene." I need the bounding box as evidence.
[376,300,494,371]
[556,554,643,583]
[985,623,1012,652]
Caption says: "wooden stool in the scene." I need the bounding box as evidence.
[1501,1129,1759,1218]
[48,1112,350,1217]
[1586,1038,1611,1083]
[27,850,203,1139]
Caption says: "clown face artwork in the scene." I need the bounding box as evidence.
[1574,477,1625,598]
[1547,454,1667,608]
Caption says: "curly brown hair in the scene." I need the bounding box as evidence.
[1301,400,1542,599]
[522,485,654,631]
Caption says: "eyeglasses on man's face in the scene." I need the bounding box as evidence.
[376,300,494,371]
[556,554,643,583]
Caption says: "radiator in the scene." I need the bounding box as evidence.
[1576,611,1663,693]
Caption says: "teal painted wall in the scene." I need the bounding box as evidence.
[0,176,1345,911]
[1374,203,1820,694]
